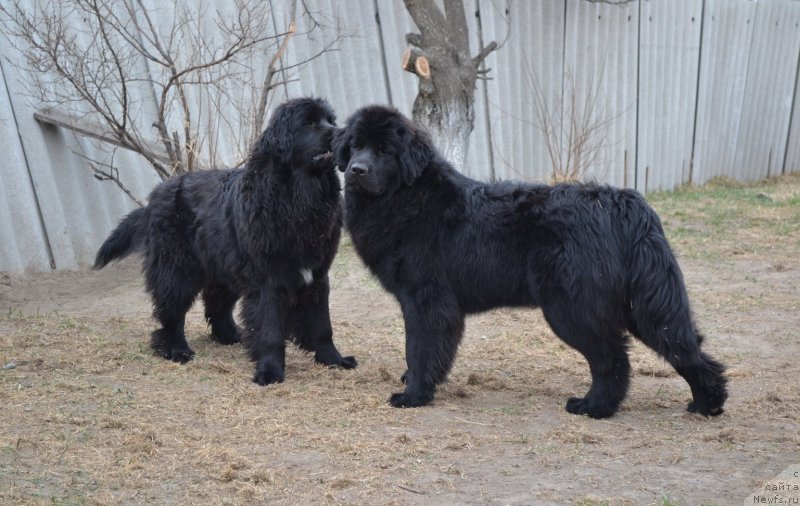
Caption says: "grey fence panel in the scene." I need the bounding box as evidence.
[564,0,639,188]
[468,0,505,182]
[462,0,493,180]
[290,0,392,120]
[692,0,757,185]
[4,111,156,270]
[0,60,52,273]
[375,1,419,114]
[479,0,565,183]
[638,0,703,192]
[785,60,800,174]
[0,22,160,272]
[481,0,526,181]
[732,0,800,181]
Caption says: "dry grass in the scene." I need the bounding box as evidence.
[648,172,800,263]
[1,174,799,504]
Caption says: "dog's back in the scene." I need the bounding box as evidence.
[94,169,238,267]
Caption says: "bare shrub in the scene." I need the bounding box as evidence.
[528,65,618,183]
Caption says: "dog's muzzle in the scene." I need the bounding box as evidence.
[349,162,369,176]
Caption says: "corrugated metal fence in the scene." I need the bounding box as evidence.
[2,0,800,272]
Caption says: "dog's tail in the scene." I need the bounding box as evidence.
[625,196,727,416]
[93,207,148,269]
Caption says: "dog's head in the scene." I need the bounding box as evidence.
[251,97,337,171]
[333,105,434,195]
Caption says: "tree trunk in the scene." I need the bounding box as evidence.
[410,54,475,169]
[402,0,497,168]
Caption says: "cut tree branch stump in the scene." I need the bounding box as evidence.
[402,47,430,78]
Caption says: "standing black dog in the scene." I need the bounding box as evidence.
[334,105,727,419]
[94,97,356,384]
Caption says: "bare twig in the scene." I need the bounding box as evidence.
[73,146,145,207]
[471,40,497,67]
[87,163,145,208]
[454,417,494,426]
[398,484,426,495]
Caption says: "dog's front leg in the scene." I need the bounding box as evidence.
[288,274,358,369]
[390,288,465,408]
[241,284,287,385]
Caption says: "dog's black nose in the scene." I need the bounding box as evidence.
[351,163,369,176]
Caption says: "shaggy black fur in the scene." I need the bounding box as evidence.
[334,105,727,418]
[94,97,357,384]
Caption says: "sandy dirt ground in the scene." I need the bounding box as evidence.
[1,176,798,505]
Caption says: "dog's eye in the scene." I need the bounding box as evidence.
[353,141,364,150]
[378,143,388,155]
[306,120,316,127]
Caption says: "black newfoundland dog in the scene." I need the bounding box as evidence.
[94,97,356,384]
[334,105,727,419]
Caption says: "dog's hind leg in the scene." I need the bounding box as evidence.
[148,276,202,364]
[288,275,357,369]
[202,283,241,345]
[628,312,727,417]
[541,303,631,419]
[145,252,203,363]
[677,346,727,417]
[627,234,728,416]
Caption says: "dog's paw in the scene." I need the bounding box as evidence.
[565,396,616,419]
[335,355,358,369]
[388,390,433,408]
[170,347,196,364]
[252,367,284,386]
[252,357,285,386]
[211,329,241,345]
[153,344,195,364]
[150,330,195,364]
[210,321,242,345]
[687,400,724,417]
[314,350,358,369]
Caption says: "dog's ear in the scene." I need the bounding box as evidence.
[398,125,434,186]
[254,104,294,165]
[333,127,351,172]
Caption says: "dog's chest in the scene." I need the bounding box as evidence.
[299,268,314,285]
